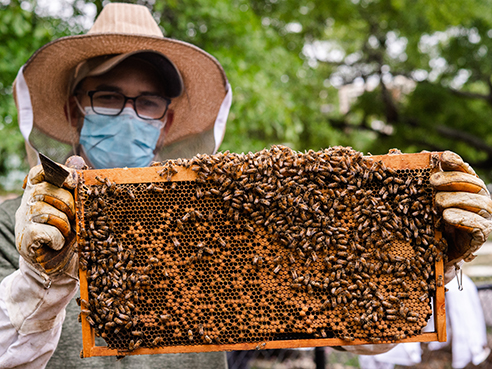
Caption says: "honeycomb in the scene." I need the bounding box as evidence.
[76,145,446,356]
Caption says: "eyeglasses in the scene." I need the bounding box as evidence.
[85,90,171,120]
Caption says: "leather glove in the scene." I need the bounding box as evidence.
[430,151,492,267]
[15,162,79,278]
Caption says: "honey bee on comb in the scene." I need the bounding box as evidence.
[76,146,444,356]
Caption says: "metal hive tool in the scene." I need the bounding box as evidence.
[76,146,446,358]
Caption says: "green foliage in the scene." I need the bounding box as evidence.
[2,0,492,189]
[0,1,64,189]
[153,0,333,153]
[248,0,492,179]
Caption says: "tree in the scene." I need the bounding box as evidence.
[1,0,340,191]
[2,0,492,191]
[153,0,339,153]
[0,0,82,191]
[246,0,492,180]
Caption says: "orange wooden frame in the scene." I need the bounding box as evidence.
[76,152,446,358]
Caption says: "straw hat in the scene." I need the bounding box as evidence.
[14,2,229,147]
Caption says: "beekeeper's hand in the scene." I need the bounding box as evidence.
[430,151,492,273]
[15,163,78,277]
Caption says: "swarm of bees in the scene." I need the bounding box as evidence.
[77,145,446,354]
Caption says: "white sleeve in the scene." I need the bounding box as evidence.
[0,257,78,368]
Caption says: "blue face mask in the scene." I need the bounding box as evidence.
[79,107,164,169]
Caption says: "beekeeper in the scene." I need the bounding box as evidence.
[0,2,491,369]
[0,3,230,368]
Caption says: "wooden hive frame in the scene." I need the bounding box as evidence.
[76,149,446,358]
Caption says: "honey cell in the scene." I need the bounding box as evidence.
[76,146,445,354]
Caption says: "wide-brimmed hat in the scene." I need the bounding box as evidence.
[70,50,184,98]
[14,2,230,149]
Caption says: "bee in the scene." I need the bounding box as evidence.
[342,306,349,317]
[160,314,171,322]
[117,312,130,321]
[114,318,124,325]
[437,275,443,287]
[331,296,338,308]
[215,237,227,248]
[126,188,135,200]
[332,286,343,296]
[374,292,384,301]
[273,255,283,263]
[85,316,95,327]
[188,330,194,341]
[253,255,263,266]
[182,212,192,222]
[311,251,318,262]
[255,342,266,350]
[321,299,331,309]
[194,209,203,219]
[388,295,399,303]
[187,255,196,264]
[162,267,169,278]
[173,219,184,232]
[172,237,180,248]
[210,188,221,196]
[382,301,392,309]
[204,335,213,343]
[152,336,163,346]
[76,297,89,308]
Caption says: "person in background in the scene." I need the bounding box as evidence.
[0,2,491,369]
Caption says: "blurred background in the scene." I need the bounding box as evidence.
[2,1,492,367]
[2,0,492,193]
